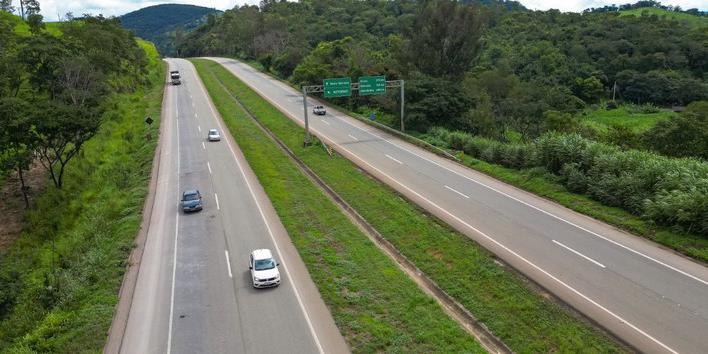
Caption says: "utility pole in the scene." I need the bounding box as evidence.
[400,80,405,132]
[302,86,311,146]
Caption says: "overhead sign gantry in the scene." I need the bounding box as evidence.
[302,76,404,146]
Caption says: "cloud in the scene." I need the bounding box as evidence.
[11,0,258,20]
[10,0,708,21]
[517,0,707,12]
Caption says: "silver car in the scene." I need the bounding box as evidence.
[208,129,221,141]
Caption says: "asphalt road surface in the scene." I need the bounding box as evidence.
[118,59,348,354]
[209,57,708,354]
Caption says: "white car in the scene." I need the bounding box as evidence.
[249,249,281,288]
[312,105,326,115]
[207,129,220,141]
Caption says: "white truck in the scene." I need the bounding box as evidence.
[170,70,181,85]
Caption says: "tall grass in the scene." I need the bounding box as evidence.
[423,127,708,261]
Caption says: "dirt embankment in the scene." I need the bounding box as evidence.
[0,163,46,251]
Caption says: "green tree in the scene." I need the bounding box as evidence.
[0,0,14,13]
[402,0,487,77]
[573,76,604,102]
[459,91,497,137]
[644,101,708,159]
[406,74,471,131]
[0,98,37,207]
[34,101,101,188]
[543,110,580,133]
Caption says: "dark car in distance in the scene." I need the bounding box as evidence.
[181,189,203,212]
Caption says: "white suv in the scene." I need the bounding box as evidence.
[249,249,281,288]
[313,105,326,115]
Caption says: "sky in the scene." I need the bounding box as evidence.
[10,0,708,21]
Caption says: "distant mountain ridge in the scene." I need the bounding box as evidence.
[119,4,220,56]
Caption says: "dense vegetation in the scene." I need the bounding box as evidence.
[0,7,164,352]
[119,3,220,56]
[1,9,150,203]
[423,126,708,235]
[180,0,708,241]
[181,0,707,137]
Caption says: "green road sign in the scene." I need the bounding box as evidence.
[323,77,351,98]
[359,76,386,96]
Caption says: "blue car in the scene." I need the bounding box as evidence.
[181,189,203,212]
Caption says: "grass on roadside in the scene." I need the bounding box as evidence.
[192,59,485,353]
[192,59,624,353]
[581,106,674,134]
[0,44,164,352]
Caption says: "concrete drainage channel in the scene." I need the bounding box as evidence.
[213,76,512,354]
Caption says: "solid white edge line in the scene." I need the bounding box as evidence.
[333,109,707,286]
[167,75,181,354]
[553,240,606,268]
[215,58,680,354]
[214,193,220,210]
[225,250,233,278]
[385,154,403,164]
[347,134,358,141]
[444,185,470,199]
[243,53,706,286]
[190,60,325,354]
[207,162,212,174]
[293,61,704,286]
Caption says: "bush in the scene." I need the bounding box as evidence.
[535,132,589,174]
[624,103,660,114]
[560,163,588,193]
[643,101,708,160]
[645,180,708,234]
[421,127,708,237]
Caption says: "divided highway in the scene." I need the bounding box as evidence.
[118,59,347,354]
[209,57,708,354]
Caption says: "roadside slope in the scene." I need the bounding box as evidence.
[0,42,164,352]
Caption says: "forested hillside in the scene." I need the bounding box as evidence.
[180,0,707,138]
[120,3,219,55]
[180,0,708,251]
[0,8,165,351]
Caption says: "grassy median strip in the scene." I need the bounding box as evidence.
[192,59,625,353]
[0,46,164,352]
[192,60,486,353]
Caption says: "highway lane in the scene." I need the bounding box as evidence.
[119,59,348,354]
[209,57,708,354]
